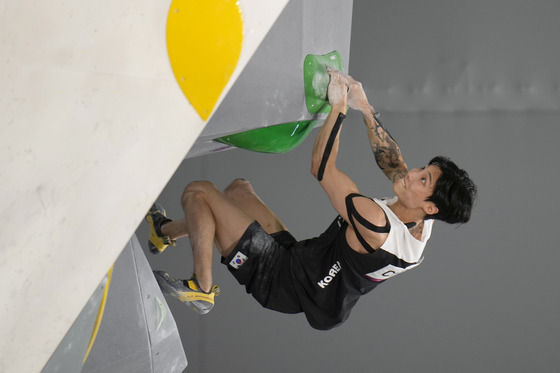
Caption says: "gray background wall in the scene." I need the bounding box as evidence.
[135,1,560,371]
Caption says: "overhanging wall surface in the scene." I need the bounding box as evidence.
[187,0,354,157]
[43,235,186,373]
[41,274,109,373]
[81,235,187,373]
[0,1,289,372]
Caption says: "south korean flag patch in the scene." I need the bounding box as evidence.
[229,252,248,269]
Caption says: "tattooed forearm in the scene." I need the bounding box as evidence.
[365,108,408,181]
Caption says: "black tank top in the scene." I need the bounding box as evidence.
[288,215,408,330]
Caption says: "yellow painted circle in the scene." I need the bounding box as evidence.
[167,0,243,121]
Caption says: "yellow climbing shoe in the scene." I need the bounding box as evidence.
[145,203,175,254]
[153,271,220,315]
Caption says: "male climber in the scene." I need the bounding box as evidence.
[146,69,477,330]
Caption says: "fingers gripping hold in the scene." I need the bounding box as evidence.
[326,68,348,107]
[327,68,371,112]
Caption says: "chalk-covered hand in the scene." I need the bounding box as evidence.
[345,75,372,113]
[326,68,348,108]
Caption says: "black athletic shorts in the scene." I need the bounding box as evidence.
[221,221,303,314]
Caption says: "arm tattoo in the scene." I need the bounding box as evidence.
[366,109,407,181]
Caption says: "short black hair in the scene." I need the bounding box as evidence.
[425,156,477,224]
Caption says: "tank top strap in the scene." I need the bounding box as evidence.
[345,193,391,254]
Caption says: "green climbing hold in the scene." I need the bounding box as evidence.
[214,120,318,154]
[303,51,346,114]
[213,51,346,154]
